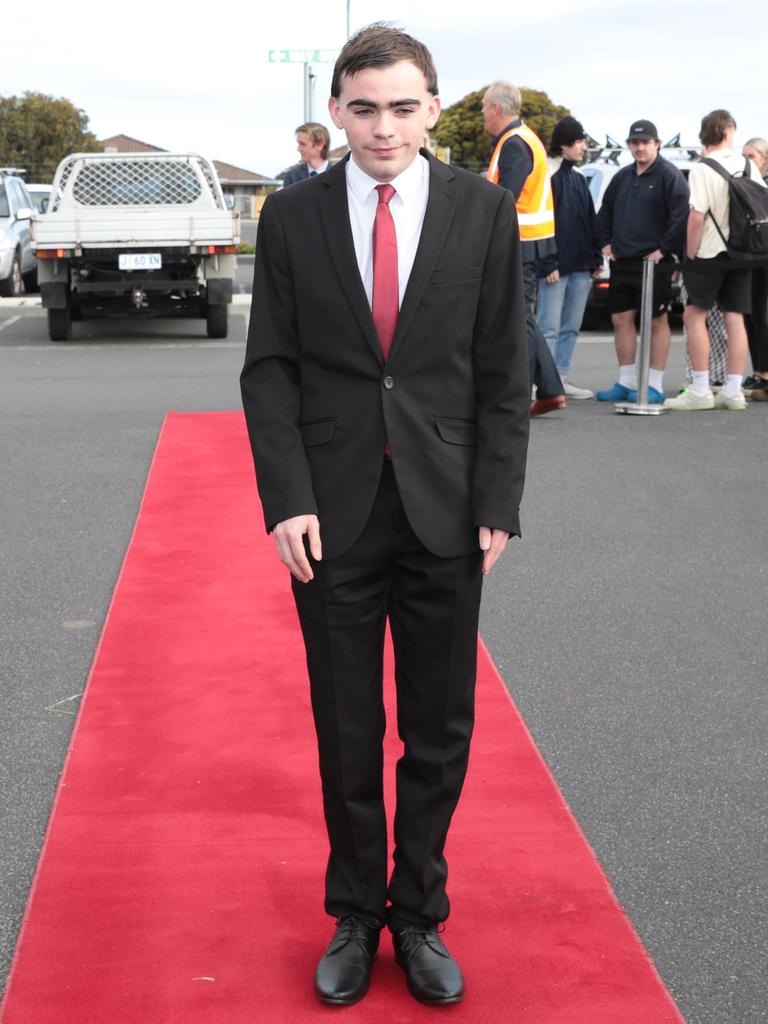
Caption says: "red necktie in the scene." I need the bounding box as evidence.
[372,183,398,361]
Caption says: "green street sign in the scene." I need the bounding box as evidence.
[268,48,339,64]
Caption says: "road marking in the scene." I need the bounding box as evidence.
[0,316,21,332]
[45,693,83,716]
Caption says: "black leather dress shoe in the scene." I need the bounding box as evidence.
[392,925,464,1005]
[314,915,380,1005]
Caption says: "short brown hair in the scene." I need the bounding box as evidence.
[295,122,330,160]
[699,109,737,148]
[331,22,438,98]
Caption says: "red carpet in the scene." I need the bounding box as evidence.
[1,412,685,1023]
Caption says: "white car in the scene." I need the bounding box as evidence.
[0,169,37,296]
[25,184,52,214]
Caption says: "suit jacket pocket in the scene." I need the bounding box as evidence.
[434,417,477,446]
[430,266,482,287]
[300,418,336,447]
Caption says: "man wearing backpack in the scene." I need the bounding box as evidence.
[666,109,768,411]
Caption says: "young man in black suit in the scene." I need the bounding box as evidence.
[241,23,529,1007]
[282,122,331,186]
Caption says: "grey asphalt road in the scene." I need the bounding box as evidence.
[1,306,765,1024]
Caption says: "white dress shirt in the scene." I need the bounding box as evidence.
[345,153,430,309]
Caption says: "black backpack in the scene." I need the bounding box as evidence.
[701,157,768,260]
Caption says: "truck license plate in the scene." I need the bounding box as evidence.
[119,253,162,270]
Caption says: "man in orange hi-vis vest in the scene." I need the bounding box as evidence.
[483,81,566,416]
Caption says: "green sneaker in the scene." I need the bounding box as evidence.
[663,387,715,411]
[714,389,747,411]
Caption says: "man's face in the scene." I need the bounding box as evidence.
[296,131,323,164]
[328,61,440,182]
[628,137,660,169]
[481,94,498,135]
[561,138,587,162]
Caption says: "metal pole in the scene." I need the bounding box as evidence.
[308,65,316,122]
[303,63,311,122]
[636,258,654,406]
[347,0,351,39]
[614,258,667,416]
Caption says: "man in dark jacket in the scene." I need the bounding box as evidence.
[595,119,689,403]
[537,117,602,399]
[282,122,331,186]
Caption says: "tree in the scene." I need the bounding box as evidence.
[0,93,101,182]
[432,86,571,172]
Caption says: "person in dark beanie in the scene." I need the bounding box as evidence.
[537,117,602,398]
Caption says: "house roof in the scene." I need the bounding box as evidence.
[100,134,166,154]
[213,160,270,183]
[100,135,271,181]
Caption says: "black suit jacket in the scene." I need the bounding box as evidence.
[281,162,310,186]
[241,152,529,560]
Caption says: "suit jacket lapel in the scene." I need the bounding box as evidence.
[388,154,458,362]
[319,157,384,365]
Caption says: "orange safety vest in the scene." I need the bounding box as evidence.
[486,123,555,241]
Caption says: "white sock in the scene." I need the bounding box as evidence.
[691,371,709,395]
[723,373,743,397]
[648,369,664,391]
[618,364,637,389]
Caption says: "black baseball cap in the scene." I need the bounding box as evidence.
[627,119,658,142]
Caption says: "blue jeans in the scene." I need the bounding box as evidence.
[536,271,593,377]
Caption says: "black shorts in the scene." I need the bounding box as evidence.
[683,254,752,313]
[608,256,674,317]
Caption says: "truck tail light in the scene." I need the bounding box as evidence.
[206,244,236,254]
[36,248,68,259]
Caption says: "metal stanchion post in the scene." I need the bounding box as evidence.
[614,258,667,416]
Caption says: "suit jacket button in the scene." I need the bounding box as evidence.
[383,376,394,390]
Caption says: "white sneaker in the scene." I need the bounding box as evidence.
[563,381,594,399]
[714,389,747,411]
[663,387,715,411]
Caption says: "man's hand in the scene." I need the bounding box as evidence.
[478,527,510,575]
[644,248,665,263]
[273,514,322,583]
[602,243,614,261]
[544,269,560,285]
[687,209,705,261]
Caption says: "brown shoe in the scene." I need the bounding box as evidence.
[530,395,566,416]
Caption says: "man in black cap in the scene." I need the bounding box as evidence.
[595,119,689,403]
[537,116,603,398]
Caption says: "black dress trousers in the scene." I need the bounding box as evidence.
[291,459,483,931]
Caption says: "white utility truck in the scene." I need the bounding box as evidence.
[32,152,239,341]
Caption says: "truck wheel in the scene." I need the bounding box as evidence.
[0,252,23,297]
[206,304,228,339]
[48,307,72,342]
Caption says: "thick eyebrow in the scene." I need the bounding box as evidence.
[346,97,423,110]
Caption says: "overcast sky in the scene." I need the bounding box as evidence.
[3,0,766,179]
